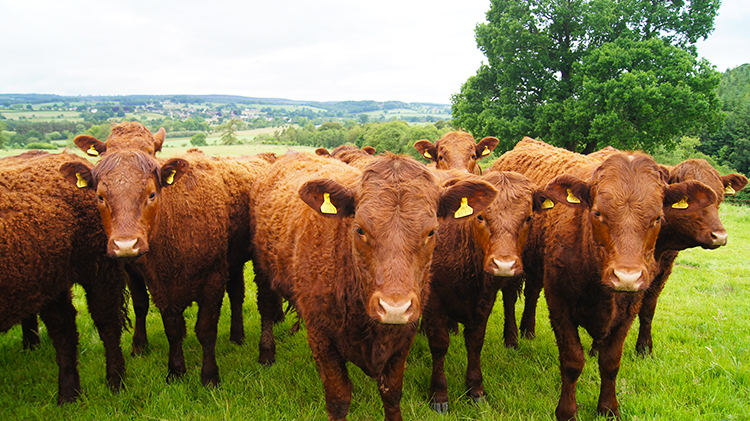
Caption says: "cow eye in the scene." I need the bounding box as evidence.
[593,210,601,218]
[428,230,436,237]
[355,227,365,236]
[97,195,105,203]
[438,155,444,161]
[148,192,157,201]
[525,215,532,223]
[477,214,484,221]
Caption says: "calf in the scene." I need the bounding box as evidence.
[250,151,497,421]
[527,152,715,420]
[61,146,248,386]
[1,151,127,404]
[414,131,499,174]
[421,170,545,412]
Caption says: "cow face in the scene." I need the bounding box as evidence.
[544,154,716,292]
[414,132,499,174]
[465,171,543,277]
[60,150,189,258]
[663,159,748,250]
[299,155,497,325]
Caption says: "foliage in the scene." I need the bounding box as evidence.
[699,64,750,175]
[217,118,244,145]
[0,121,6,149]
[452,0,723,154]
[25,142,58,150]
[651,136,738,174]
[190,132,208,147]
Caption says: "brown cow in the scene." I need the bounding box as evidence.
[60,145,256,386]
[250,151,497,421]
[421,169,546,412]
[494,140,716,419]
[414,131,499,174]
[0,151,128,404]
[72,123,260,353]
[316,144,377,169]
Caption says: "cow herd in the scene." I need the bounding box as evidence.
[0,121,747,420]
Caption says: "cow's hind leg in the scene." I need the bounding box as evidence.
[195,285,224,387]
[226,264,245,345]
[21,315,41,350]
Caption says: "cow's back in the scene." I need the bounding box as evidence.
[491,137,598,185]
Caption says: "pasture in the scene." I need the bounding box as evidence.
[0,154,748,419]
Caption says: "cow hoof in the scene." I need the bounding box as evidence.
[166,371,185,384]
[471,395,487,405]
[430,401,449,413]
[229,335,245,345]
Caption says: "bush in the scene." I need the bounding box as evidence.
[25,142,58,150]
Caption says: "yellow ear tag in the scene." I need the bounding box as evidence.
[321,192,338,214]
[566,189,581,204]
[672,196,689,209]
[87,145,99,156]
[165,169,177,185]
[541,198,555,209]
[454,197,474,219]
[725,183,736,196]
[481,145,491,156]
[423,151,432,159]
[75,173,88,189]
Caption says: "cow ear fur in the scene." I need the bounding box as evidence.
[544,174,591,208]
[475,137,499,160]
[299,178,355,217]
[414,139,438,162]
[153,127,166,153]
[664,180,716,212]
[74,135,107,157]
[160,158,190,187]
[60,162,94,190]
[438,179,497,220]
[361,146,376,155]
[315,148,331,156]
[722,173,748,195]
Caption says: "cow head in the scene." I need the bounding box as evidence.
[414,132,499,174]
[74,122,166,157]
[299,155,497,325]
[455,171,546,278]
[661,159,748,250]
[543,153,716,292]
[60,150,189,258]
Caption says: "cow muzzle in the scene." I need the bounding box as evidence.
[370,293,419,325]
[487,255,522,277]
[607,267,647,292]
[110,237,146,257]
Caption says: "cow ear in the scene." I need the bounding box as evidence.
[544,174,591,208]
[160,158,190,187]
[475,137,499,160]
[664,180,716,212]
[721,173,748,196]
[299,178,355,217]
[414,140,438,162]
[60,162,94,190]
[532,189,557,212]
[153,127,166,153]
[362,146,376,155]
[438,179,497,220]
[315,148,331,156]
[74,135,107,157]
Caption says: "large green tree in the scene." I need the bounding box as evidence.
[453,0,723,153]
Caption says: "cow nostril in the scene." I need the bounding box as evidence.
[378,298,412,325]
[612,269,643,291]
[710,231,728,246]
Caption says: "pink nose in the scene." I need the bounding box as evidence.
[112,238,140,257]
[612,269,643,292]
[377,298,414,325]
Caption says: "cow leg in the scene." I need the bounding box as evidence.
[254,269,283,366]
[549,308,584,421]
[81,276,127,392]
[636,272,667,356]
[501,280,520,349]
[39,289,80,405]
[226,264,246,345]
[21,315,41,350]
[519,270,543,339]
[308,333,352,421]
[463,321,488,403]
[195,288,224,387]
[377,349,409,421]
[161,309,187,383]
[424,306,451,412]
[126,266,150,356]
[596,319,635,419]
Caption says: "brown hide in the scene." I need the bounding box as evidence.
[61,147,241,387]
[74,121,166,157]
[415,131,499,174]
[317,144,377,169]
[250,151,497,420]
[0,151,127,404]
[422,170,541,411]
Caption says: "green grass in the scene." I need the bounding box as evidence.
[1,206,749,419]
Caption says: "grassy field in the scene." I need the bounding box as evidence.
[0,176,748,419]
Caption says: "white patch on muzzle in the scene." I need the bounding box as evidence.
[113,239,139,257]
[378,298,412,324]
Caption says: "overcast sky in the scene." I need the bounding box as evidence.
[1,0,747,104]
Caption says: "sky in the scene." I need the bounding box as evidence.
[0,0,748,105]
